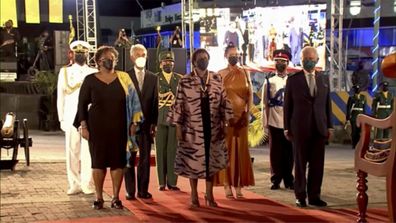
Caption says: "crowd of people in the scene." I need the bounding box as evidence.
[58,37,392,211]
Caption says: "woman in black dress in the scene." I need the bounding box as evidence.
[74,46,142,209]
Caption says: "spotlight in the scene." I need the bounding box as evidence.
[350,0,361,16]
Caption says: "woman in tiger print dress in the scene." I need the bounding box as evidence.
[168,49,233,208]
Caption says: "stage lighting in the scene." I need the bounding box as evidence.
[394,0,396,13]
[349,0,361,16]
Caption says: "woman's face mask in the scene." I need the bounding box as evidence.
[196,58,209,71]
[228,56,239,66]
[102,58,114,70]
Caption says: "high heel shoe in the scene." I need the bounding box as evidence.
[111,198,123,209]
[235,187,244,198]
[92,198,104,210]
[224,186,234,199]
[204,194,218,207]
[190,197,200,208]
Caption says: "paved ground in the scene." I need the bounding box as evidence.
[0,130,387,222]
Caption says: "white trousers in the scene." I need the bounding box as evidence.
[65,126,93,191]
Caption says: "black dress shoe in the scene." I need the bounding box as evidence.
[285,184,294,190]
[296,199,307,207]
[137,192,152,199]
[125,194,136,200]
[167,185,180,191]
[270,184,280,190]
[159,186,166,191]
[308,199,327,207]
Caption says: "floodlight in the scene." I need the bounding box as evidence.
[350,0,361,16]
[394,0,396,13]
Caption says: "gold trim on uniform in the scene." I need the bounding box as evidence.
[63,66,82,95]
[158,91,175,108]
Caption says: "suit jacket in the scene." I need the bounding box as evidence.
[284,70,332,138]
[157,71,183,126]
[128,68,158,133]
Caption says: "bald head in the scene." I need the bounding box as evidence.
[301,46,318,72]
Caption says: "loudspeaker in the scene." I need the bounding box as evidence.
[54,31,69,73]
[115,47,133,72]
[173,48,187,74]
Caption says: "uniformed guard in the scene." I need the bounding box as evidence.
[57,40,97,195]
[372,81,394,140]
[155,50,183,191]
[346,85,366,149]
[262,49,294,190]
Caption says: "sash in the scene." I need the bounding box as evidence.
[117,71,144,166]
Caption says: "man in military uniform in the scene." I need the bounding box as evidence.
[346,85,366,149]
[57,40,97,195]
[155,50,182,191]
[262,49,294,190]
[372,81,394,140]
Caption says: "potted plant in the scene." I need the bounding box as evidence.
[33,71,59,131]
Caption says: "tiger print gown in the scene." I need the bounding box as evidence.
[168,71,233,179]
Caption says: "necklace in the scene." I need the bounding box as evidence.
[194,69,210,93]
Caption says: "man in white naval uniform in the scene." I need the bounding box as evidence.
[262,49,294,191]
[57,40,97,195]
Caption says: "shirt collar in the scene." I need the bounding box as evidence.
[134,66,145,74]
[303,69,316,76]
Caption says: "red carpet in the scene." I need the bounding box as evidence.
[52,167,389,222]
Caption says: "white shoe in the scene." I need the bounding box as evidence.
[67,186,82,195]
[82,187,95,195]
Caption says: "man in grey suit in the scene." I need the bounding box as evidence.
[284,46,332,208]
[124,44,158,200]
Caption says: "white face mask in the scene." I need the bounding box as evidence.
[135,57,146,69]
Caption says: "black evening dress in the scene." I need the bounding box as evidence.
[74,73,127,169]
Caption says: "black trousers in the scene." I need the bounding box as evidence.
[350,119,361,149]
[292,129,326,201]
[269,126,294,186]
[124,131,152,196]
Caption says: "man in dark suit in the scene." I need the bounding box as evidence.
[124,44,158,200]
[284,46,332,208]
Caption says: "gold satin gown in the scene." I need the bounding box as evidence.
[216,66,255,187]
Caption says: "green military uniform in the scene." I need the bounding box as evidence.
[155,51,183,188]
[372,83,394,140]
[346,91,366,148]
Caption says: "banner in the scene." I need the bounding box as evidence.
[49,0,63,23]
[141,3,181,28]
[0,0,18,27]
[25,0,40,24]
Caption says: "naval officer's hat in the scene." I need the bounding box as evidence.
[70,40,90,53]
[159,50,175,62]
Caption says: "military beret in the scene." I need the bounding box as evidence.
[70,40,90,53]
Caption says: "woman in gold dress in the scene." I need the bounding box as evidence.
[216,44,255,198]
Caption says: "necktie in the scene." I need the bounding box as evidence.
[308,73,315,96]
[138,71,144,90]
